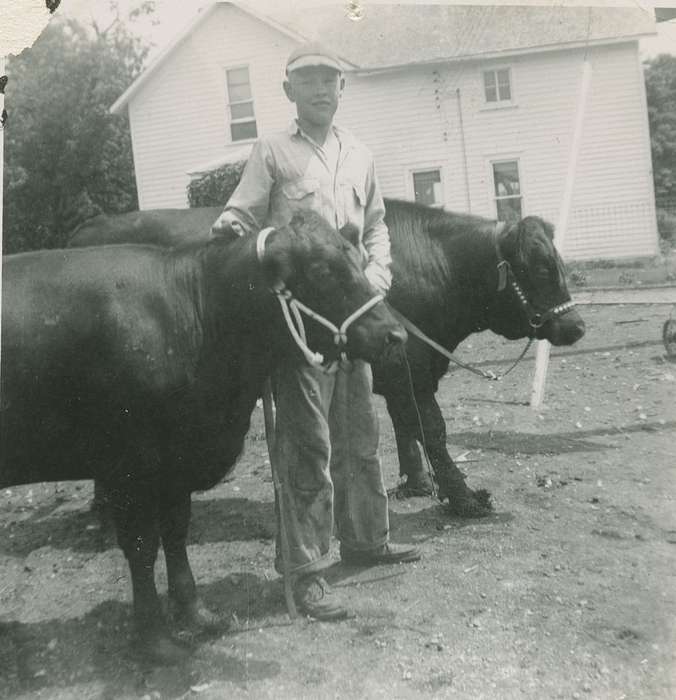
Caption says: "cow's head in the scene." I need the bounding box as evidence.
[489,216,585,346]
[259,211,406,363]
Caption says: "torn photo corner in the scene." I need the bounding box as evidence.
[0,1,57,58]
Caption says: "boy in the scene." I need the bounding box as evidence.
[212,43,420,620]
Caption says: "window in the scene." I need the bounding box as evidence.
[226,66,257,142]
[413,169,442,206]
[492,160,522,222]
[483,68,512,104]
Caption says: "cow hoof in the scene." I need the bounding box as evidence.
[171,600,227,636]
[134,633,192,665]
[393,472,435,498]
[445,488,493,518]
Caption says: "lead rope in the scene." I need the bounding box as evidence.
[391,306,535,381]
[394,218,576,383]
[398,338,529,503]
[396,329,529,504]
[401,350,438,500]
[391,303,529,503]
[381,221,530,382]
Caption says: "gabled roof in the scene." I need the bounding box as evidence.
[111,1,316,114]
[111,2,656,114]
[287,4,656,72]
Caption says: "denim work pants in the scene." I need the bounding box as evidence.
[273,357,390,576]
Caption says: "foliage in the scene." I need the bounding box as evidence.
[566,268,587,287]
[644,54,676,205]
[187,161,246,208]
[3,3,154,253]
[656,207,676,244]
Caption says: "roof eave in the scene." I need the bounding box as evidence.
[110,3,221,114]
[110,1,354,115]
[228,0,359,70]
[351,34,656,77]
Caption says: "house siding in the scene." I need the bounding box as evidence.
[130,4,297,208]
[338,42,658,261]
[126,7,658,260]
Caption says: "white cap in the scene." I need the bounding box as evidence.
[286,42,342,74]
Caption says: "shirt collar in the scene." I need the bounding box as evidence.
[287,120,355,151]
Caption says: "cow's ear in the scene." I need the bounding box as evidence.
[518,216,554,241]
[339,223,360,248]
[541,219,555,241]
[497,221,522,261]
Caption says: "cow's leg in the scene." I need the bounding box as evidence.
[92,478,107,513]
[91,479,114,532]
[384,385,492,516]
[160,490,224,635]
[385,393,435,496]
[111,489,187,664]
[415,390,492,517]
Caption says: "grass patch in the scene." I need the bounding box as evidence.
[565,250,676,288]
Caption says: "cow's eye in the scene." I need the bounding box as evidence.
[306,261,331,288]
[514,263,529,280]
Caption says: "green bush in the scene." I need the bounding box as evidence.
[187,161,246,208]
[656,208,676,244]
[567,268,587,287]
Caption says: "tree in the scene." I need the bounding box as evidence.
[3,3,154,252]
[645,54,676,203]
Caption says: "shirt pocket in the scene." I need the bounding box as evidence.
[337,180,366,232]
[345,180,366,207]
[282,178,320,212]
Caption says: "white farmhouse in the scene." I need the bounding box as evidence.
[111,2,659,261]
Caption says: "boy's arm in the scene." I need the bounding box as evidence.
[362,160,392,295]
[212,140,275,237]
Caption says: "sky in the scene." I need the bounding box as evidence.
[639,16,676,57]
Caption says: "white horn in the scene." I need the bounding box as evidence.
[256,227,277,262]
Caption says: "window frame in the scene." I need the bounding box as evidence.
[488,156,524,223]
[480,65,516,109]
[224,64,258,144]
[406,166,445,207]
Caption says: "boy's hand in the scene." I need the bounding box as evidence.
[211,214,245,237]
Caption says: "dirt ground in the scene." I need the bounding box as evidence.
[1,301,675,700]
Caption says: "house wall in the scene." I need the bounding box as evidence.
[129,4,297,209]
[126,5,658,260]
[339,42,658,260]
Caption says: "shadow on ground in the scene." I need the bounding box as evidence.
[0,498,275,557]
[449,420,676,456]
[0,572,285,700]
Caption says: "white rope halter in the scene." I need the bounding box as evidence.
[256,227,384,367]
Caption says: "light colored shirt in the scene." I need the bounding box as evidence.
[216,121,392,294]
[320,128,340,177]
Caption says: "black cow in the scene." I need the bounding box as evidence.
[69,207,222,248]
[1,211,405,663]
[379,200,584,508]
[69,200,585,516]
